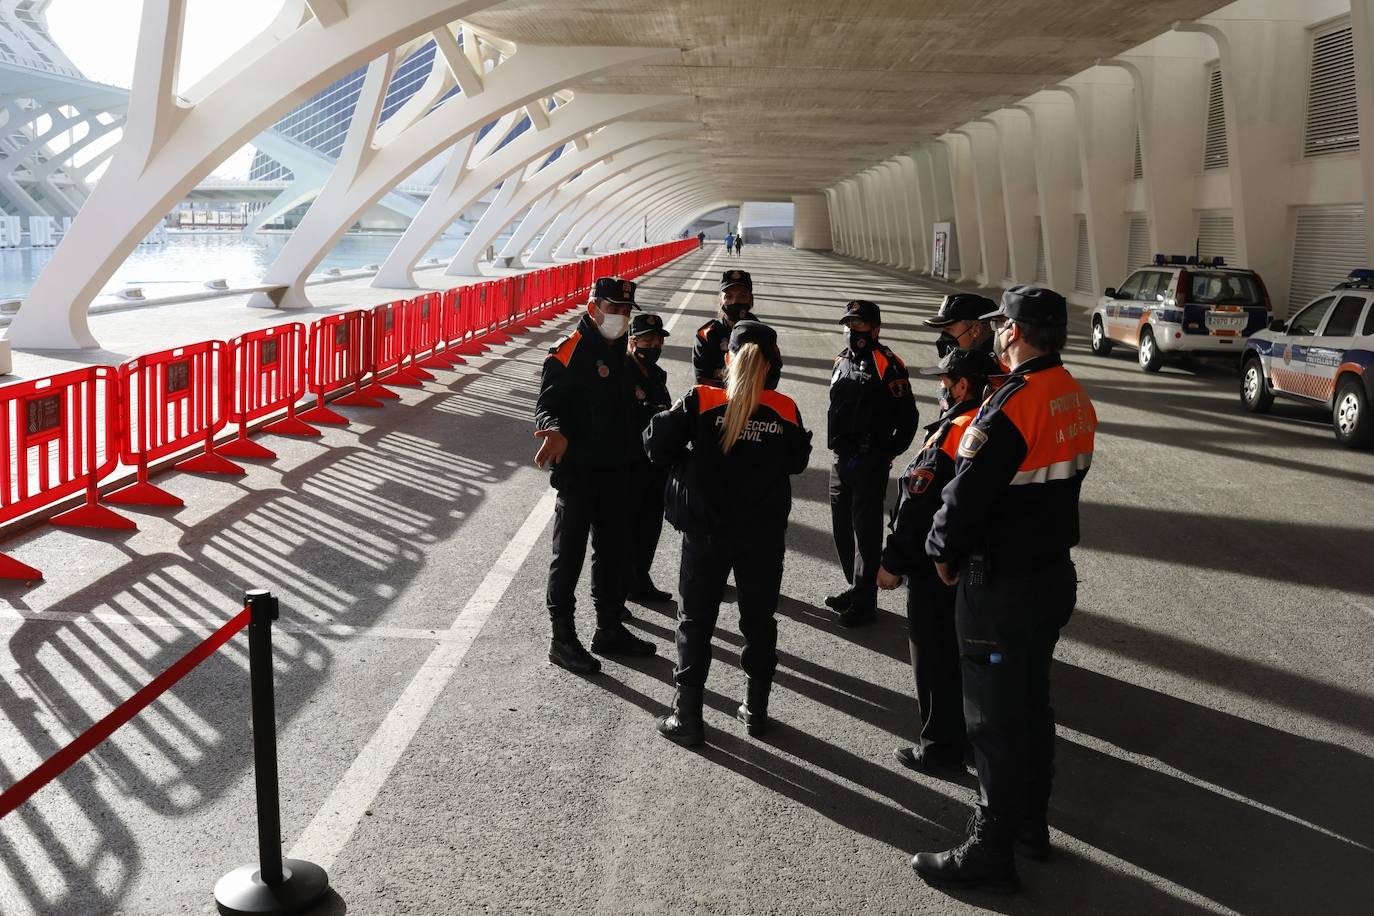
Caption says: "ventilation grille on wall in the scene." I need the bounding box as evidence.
[1289,206,1369,314]
[1074,215,1093,295]
[1203,66,1228,171]
[1197,211,1237,263]
[1133,126,1143,180]
[1127,215,1150,270]
[1304,24,1359,158]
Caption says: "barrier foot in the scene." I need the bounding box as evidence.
[418,354,453,369]
[382,374,423,389]
[454,341,487,356]
[51,502,137,530]
[219,437,276,461]
[0,553,43,582]
[486,331,512,345]
[403,365,436,382]
[356,383,399,400]
[261,416,320,438]
[332,391,383,408]
[297,404,348,425]
[107,480,184,507]
[213,859,330,916]
[176,451,246,476]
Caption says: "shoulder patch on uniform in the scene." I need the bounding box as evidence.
[957,426,989,459]
[888,378,909,398]
[549,331,581,367]
[907,467,936,496]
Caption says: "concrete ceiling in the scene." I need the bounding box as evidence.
[465,0,1232,198]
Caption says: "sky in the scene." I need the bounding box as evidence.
[46,0,286,177]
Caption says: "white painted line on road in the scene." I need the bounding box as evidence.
[662,248,720,335]
[288,487,557,870]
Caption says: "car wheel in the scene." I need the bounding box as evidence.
[1240,358,1273,414]
[1138,328,1163,373]
[1332,377,1373,449]
[1090,319,1113,356]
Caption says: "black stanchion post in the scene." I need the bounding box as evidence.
[214,589,329,916]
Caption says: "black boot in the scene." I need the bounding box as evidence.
[838,603,876,627]
[823,588,853,611]
[590,619,656,657]
[893,745,964,776]
[628,580,673,603]
[657,686,705,746]
[911,809,1019,894]
[735,678,772,737]
[549,618,601,675]
[1015,816,1051,861]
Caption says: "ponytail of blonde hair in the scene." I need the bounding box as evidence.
[720,342,769,453]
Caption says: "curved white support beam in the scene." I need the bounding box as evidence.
[441,117,690,276]
[645,186,727,239]
[581,169,712,251]
[597,176,717,249]
[548,157,703,259]
[370,93,684,287]
[9,0,506,348]
[499,140,700,267]
[250,42,678,309]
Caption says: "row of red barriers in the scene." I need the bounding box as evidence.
[0,238,701,581]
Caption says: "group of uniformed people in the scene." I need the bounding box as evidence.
[533,264,1096,895]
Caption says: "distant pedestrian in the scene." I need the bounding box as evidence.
[724,233,735,256]
[734,234,743,257]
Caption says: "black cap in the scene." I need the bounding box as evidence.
[593,276,639,308]
[720,269,752,292]
[838,299,881,325]
[914,347,1001,381]
[629,312,669,338]
[925,293,997,328]
[980,284,1068,327]
[728,319,776,353]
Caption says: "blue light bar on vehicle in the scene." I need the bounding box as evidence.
[1349,268,1374,281]
[1153,254,1195,266]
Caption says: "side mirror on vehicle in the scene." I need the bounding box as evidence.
[1104,287,1117,298]
[1268,318,1286,332]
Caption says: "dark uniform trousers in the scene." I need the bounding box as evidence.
[545,465,630,624]
[907,579,967,756]
[627,458,669,591]
[957,558,1076,822]
[828,453,890,611]
[674,530,785,689]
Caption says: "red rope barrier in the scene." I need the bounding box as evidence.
[0,606,252,820]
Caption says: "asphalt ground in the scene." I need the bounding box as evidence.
[1,245,1372,914]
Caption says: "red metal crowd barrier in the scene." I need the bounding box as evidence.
[0,239,702,578]
[107,341,242,508]
[223,323,317,461]
[300,309,377,425]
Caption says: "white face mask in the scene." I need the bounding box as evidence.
[598,311,629,339]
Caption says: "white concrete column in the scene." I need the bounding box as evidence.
[941,133,983,283]
[1018,92,1081,295]
[1179,8,1311,312]
[987,109,1038,284]
[793,193,833,250]
[896,154,928,272]
[957,122,1008,284]
[1062,68,1137,299]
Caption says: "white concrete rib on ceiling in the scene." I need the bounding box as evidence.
[464,0,1234,199]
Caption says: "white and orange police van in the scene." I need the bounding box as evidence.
[1241,270,1374,449]
[1090,255,1272,372]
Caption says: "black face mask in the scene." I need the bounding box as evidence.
[936,332,958,358]
[722,301,751,323]
[635,346,662,366]
[848,329,874,354]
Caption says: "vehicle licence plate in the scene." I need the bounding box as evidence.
[1206,312,1246,334]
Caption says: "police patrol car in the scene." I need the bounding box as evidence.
[1090,255,1272,372]
[1240,269,1374,448]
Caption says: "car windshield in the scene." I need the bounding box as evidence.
[1188,271,1263,306]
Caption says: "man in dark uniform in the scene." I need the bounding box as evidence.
[826,299,919,626]
[925,293,997,358]
[877,348,998,775]
[625,312,674,603]
[912,285,1096,893]
[693,269,758,387]
[534,276,658,675]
